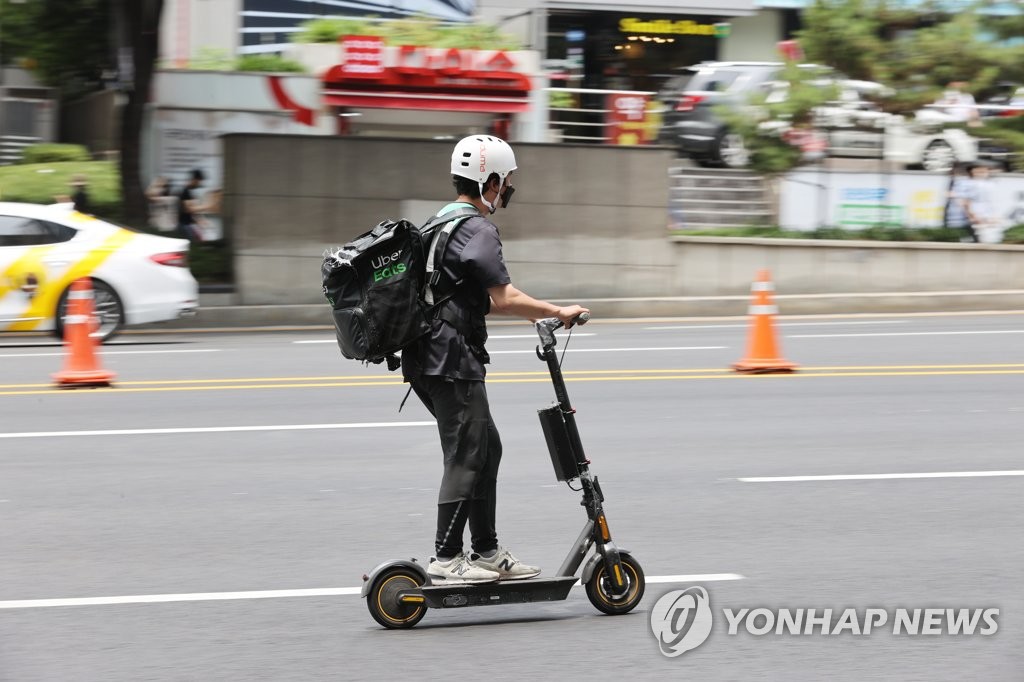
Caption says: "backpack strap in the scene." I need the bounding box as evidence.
[423,207,480,306]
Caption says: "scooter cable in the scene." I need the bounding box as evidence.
[559,325,574,368]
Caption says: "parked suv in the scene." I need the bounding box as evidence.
[657,61,794,167]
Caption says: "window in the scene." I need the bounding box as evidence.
[0,216,77,247]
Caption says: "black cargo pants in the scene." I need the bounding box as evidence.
[411,374,502,558]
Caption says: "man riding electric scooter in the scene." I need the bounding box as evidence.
[401,135,589,584]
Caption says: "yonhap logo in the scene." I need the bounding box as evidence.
[650,586,714,657]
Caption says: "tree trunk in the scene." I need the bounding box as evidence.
[118,0,164,227]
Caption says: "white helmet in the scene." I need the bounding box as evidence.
[450,135,517,184]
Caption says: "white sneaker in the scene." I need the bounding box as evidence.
[469,546,541,581]
[427,552,500,584]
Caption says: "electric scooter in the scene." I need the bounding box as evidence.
[362,313,645,629]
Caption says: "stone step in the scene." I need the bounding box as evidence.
[672,176,766,189]
[674,201,773,213]
[671,189,769,204]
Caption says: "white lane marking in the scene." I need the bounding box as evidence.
[490,346,725,355]
[489,334,596,340]
[790,330,1024,339]
[0,349,220,358]
[739,470,1024,483]
[0,573,745,610]
[646,321,908,330]
[0,422,435,440]
[294,334,596,344]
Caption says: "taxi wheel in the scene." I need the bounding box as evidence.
[54,279,124,344]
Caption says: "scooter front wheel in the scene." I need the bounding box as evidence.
[585,554,645,615]
[366,568,427,629]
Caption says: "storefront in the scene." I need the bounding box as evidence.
[546,11,732,93]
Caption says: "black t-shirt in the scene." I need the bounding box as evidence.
[402,204,512,382]
[178,186,196,226]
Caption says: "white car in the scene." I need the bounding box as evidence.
[813,103,979,171]
[0,203,199,342]
[756,78,977,172]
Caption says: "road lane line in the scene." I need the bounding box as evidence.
[790,330,1024,339]
[0,573,746,610]
[296,334,597,343]
[4,364,1024,396]
[0,422,435,439]
[646,321,908,330]
[0,349,220,358]
[738,470,1024,483]
[489,346,726,354]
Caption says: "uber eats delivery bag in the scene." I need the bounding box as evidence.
[321,207,477,365]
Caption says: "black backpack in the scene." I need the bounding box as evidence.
[321,207,479,369]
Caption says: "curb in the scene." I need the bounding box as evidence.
[144,290,1024,331]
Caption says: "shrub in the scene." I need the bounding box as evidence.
[20,143,91,165]
[234,54,306,73]
[1001,224,1024,244]
[675,225,968,242]
[295,16,521,50]
[189,240,234,284]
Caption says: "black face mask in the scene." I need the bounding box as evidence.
[500,185,515,209]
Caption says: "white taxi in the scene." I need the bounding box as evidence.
[0,202,199,342]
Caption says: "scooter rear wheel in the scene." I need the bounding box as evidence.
[367,568,427,629]
[585,554,645,615]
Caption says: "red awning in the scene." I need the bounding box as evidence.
[323,89,530,113]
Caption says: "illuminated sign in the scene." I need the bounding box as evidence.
[618,18,730,37]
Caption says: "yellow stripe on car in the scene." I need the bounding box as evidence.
[8,228,136,331]
[0,245,54,303]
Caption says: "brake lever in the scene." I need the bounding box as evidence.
[535,312,590,356]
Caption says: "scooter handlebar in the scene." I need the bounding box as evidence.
[535,312,590,351]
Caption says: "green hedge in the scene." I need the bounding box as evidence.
[671,225,1024,242]
[234,54,306,73]
[296,16,521,50]
[20,143,92,165]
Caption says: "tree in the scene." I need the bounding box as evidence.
[0,0,163,226]
[798,0,1024,113]
[0,0,112,98]
[115,0,164,226]
[797,0,887,82]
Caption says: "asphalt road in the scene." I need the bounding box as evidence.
[1,312,1023,681]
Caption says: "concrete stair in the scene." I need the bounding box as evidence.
[669,166,774,229]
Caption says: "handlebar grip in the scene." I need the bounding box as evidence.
[572,312,590,327]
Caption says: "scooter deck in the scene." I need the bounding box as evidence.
[417,575,577,609]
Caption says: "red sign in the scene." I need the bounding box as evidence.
[341,36,385,78]
[606,93,653,145]
[323,40,532,113]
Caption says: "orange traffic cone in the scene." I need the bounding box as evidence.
[732,270,797,374]
[53,278,116,388]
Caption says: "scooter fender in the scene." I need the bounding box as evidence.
[580,546,631,585]
[360,559,430,598]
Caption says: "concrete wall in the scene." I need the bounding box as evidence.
[223,134,1024,316]
[718,11,784,62]
[222,135,674,304]
[61,90,120,154]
